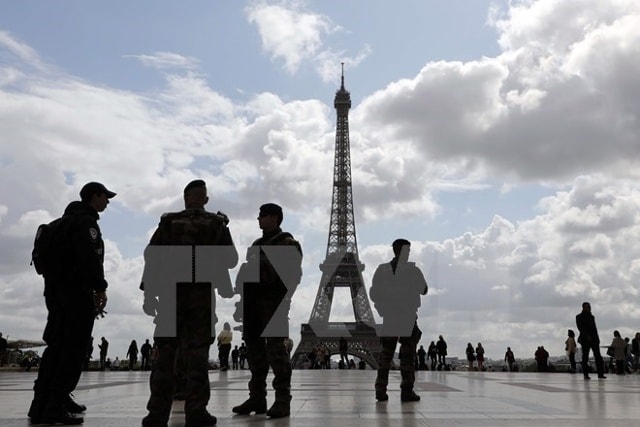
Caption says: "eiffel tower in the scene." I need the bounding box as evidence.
[291,66,381,369]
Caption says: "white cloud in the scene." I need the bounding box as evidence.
[124,52,200,70]
[0,30,46,71]
[357,0,640,183]
[245,0,370,82]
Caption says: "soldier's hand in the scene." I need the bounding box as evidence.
[143,295,159,317]
[95,291,108,312]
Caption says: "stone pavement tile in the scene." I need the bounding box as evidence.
[1,369,639,426]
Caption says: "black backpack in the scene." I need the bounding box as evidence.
[31,216,72,277]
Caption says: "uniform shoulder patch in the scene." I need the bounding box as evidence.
[89,227,99,240]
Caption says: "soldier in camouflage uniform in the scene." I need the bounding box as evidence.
[141,180,238,427]
[232,203,302,418]
[370,239,428,403]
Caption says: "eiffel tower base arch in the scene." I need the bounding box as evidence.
[291,322,382,369]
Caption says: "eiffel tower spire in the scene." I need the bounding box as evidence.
[291,66,381,368]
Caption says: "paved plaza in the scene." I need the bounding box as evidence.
[1,368,639,426]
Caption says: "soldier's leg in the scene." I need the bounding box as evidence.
[42,291,95,421]
[375,337,398,399]
[232,336,268,415]
[266,337,291,400]
[183,342,212,416]
[246,337,269,399]
[183,286,214,420]
[29,294,62,420]
[173,345,187,400]
[144,338,177,425]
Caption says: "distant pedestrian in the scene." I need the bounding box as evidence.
[476,343,485,371]
[534,346,549,372]
[504,347,515,372]
[217,322,233,371]
[98,337,109,371]
[631,332,640,372]
[339,337,349,365]
[417,345,427,370]
[466,343,475,371]
[231,346,239,370]
[126,340,138,370]
[436,335,448,369]
[565,330,577,373]
[576,302,606,379]
[140,339,152,371]
[427,341,437,370]
[238,343,247,369]
[609,331,627,375]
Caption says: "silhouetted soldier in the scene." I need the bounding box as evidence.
[232,203,302,419]
[370,239,428,403]
[141,180,238,427]
[576,301,606,379]
[28,182,115,424]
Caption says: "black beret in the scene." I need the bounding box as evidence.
[184,179,206,194]
[259,203,283,217]
[80,182,116,201]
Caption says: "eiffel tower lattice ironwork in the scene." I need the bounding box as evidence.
[291,67,381,369]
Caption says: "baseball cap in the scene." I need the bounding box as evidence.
[80,182,116,201]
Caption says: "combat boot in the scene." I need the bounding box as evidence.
[400,391,421,402]
[185,410,217,427]
[141,413,168,427]
[266,401,290,418]
[40,408,84,425]
[65,394,87,414]
[375,391,389,402]
[41,394,84,425]
[232,398,267,415]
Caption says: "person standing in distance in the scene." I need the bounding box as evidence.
[141,180,238,427]
[28,181,115,425]
[232,203,302,419]
[576,302,606,379]
[370,239,428,403]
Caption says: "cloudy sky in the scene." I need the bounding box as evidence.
[2,0,640,363]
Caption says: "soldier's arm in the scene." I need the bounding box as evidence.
[219,225,239,269]
[282,236,303,291]
[72,215,108,292]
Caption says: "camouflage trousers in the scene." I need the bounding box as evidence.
[146,285,214,422]
[375,322,421,394]
[245,336,292,403]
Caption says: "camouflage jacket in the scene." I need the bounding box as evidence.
[144,208,238,295]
